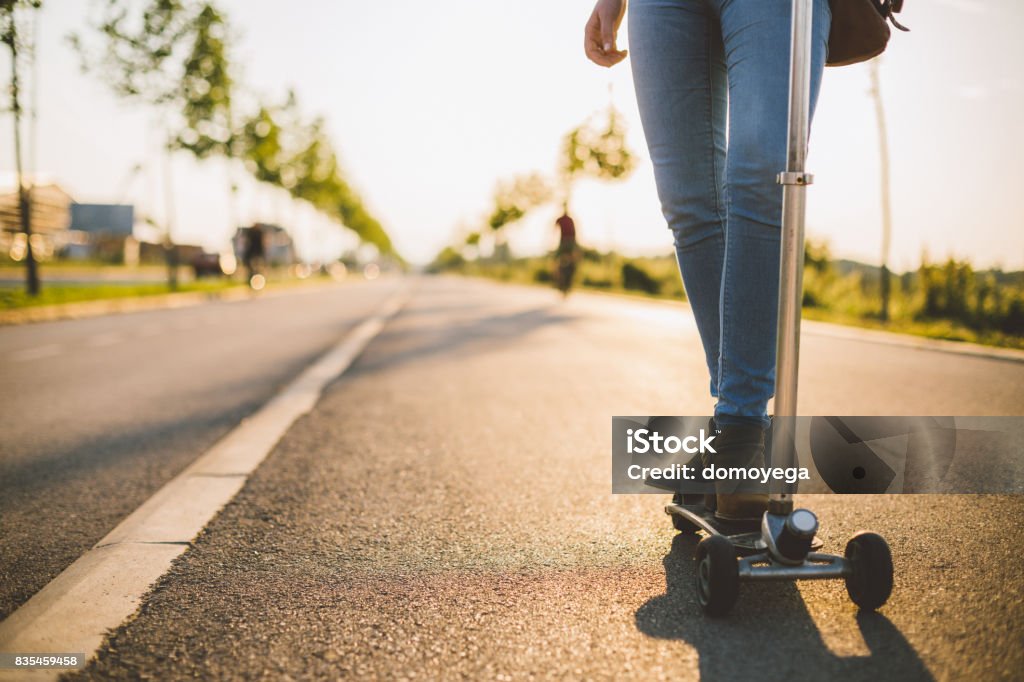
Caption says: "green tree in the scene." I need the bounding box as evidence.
[427,245,464,273]
[487,173,552,231]
[918,256,974,324]
[560,104,636,200]
[237,104,287,186]
[236,96,395,256]
[1,0,42,296]
[70,0,218,288]
[177,3,232,159]
[455,106,637,266]
[481,172,551,261]
[72,1,398,268]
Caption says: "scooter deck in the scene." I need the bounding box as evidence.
[665,502,823,554]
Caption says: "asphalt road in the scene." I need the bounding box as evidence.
[0,279,404,620]
[3,276,1023,680]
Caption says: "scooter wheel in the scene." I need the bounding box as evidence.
[844,532,893,611]
[670,493,700,534]
[695,535,739,616]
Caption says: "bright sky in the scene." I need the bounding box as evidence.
[1,0,1022,268]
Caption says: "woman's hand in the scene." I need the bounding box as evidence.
[585,0,628,67]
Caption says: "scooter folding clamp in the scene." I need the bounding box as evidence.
[776,171,814,185]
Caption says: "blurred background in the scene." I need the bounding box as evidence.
[1,0,1023,345]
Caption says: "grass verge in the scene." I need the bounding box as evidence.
[0,280,242,310]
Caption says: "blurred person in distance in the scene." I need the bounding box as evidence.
[554,205,580,296]
[243,222,266,284]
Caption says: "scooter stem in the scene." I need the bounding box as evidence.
[770,0,815,511]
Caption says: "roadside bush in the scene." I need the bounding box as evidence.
[582,276,613,289]
[621,261,660,295]
[429,240,1023,349]
[1002,295,1024,335]
[427,247,464,273]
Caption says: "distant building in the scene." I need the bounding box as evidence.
[69,203,134,236]
[0,178,74,261]
[0,177,147,265]
[66,203,138,263]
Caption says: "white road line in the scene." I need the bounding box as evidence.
[10,344,62,362]
[0,286,411,679]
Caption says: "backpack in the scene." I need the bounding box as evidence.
[827,0,910,67]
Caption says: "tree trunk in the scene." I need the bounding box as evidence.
[8,12,40,296]
[162,133,178,289]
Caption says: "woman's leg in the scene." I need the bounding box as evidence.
[713,0,831,427]
[629,0,728,399]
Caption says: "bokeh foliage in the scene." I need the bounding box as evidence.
[471,104,637,250]
[487,173,552,232]
[561,106,635,184]
[70,0,395,256]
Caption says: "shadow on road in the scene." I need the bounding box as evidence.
[348,302,578,378]
[635,533,933,681]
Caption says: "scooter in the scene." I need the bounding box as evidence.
[664,0,894,616]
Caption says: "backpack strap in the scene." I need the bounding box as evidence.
[880,0,910,32]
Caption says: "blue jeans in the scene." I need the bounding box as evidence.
[629,0,830,428]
